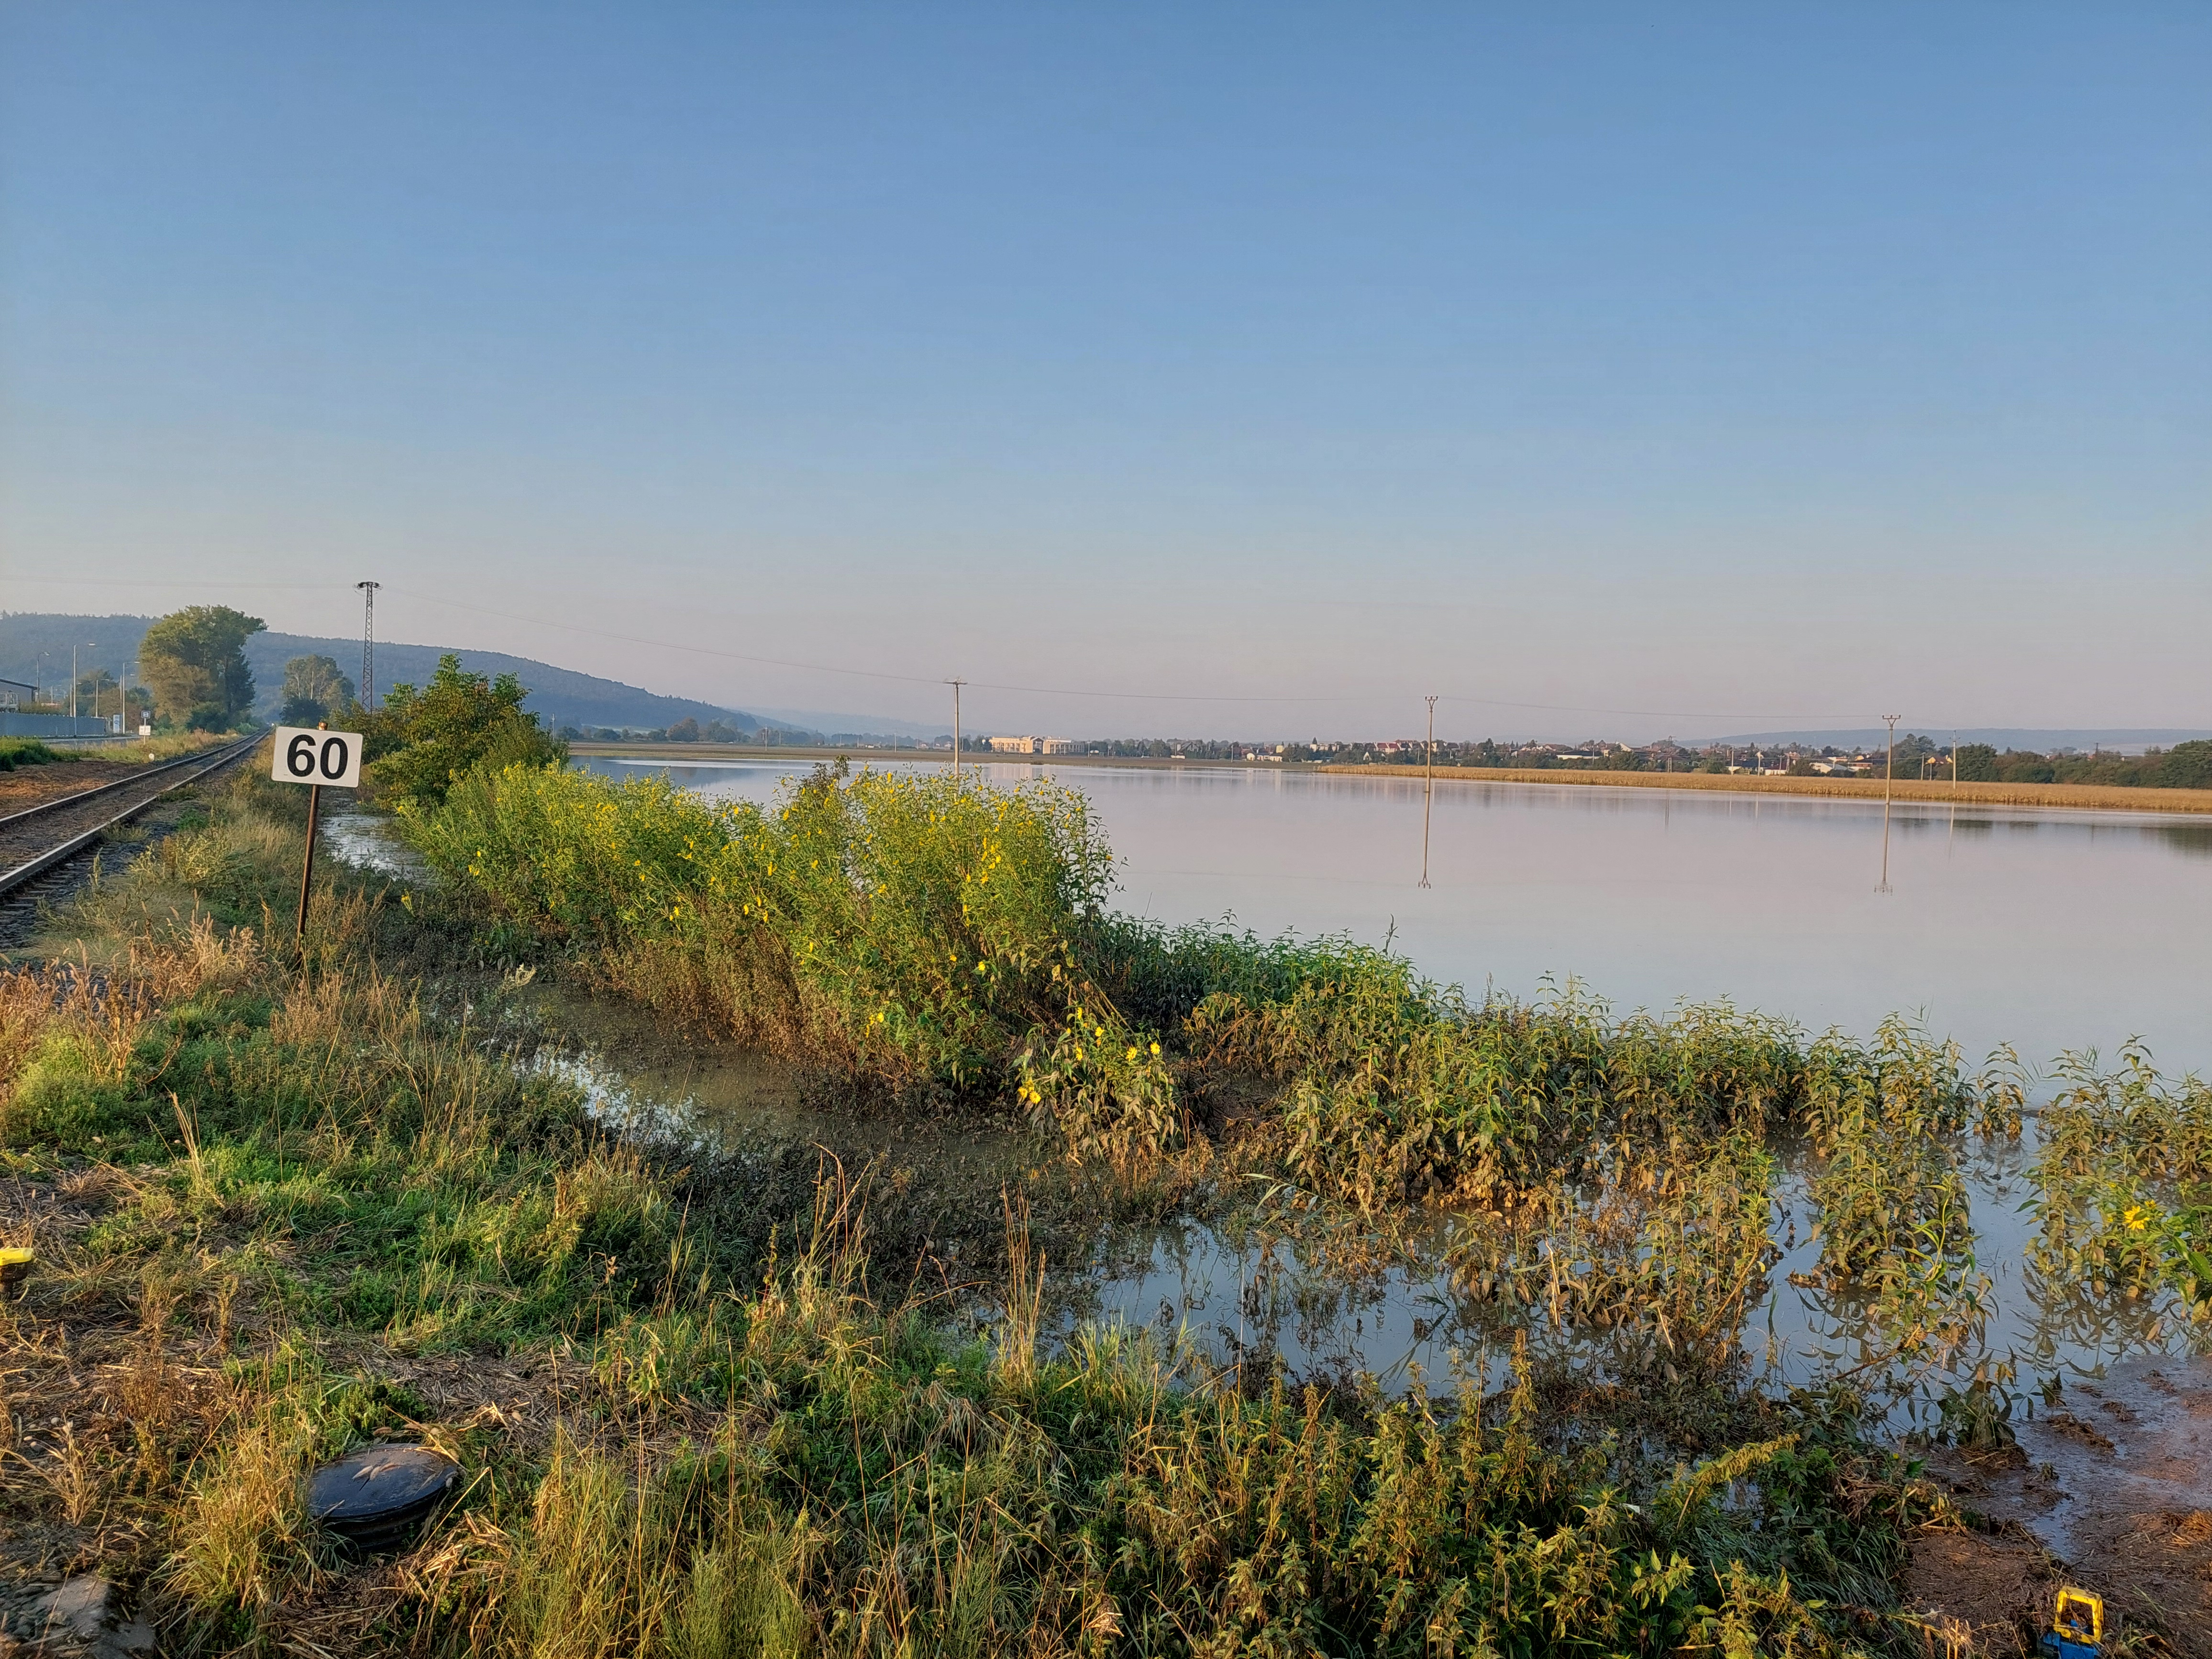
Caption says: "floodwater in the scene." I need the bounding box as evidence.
[328,764,2212,1416]
[577,756,2212,1078]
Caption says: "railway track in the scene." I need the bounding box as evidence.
[0,735,262,907]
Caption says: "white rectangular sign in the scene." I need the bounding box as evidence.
[270,726,364,789]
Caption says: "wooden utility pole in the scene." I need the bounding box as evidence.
[1419,695,1437,888]
[947,679,966,778]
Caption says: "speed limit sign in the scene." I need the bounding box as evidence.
[271,726,363,789]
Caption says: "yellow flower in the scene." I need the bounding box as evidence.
[1150,1042,1161,1056]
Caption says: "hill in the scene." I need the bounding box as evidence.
[0,612,790,735]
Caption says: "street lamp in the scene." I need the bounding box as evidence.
[72,641,96,729]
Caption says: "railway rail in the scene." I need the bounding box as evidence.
[0,735,262,903]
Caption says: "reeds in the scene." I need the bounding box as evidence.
[1324,762,2212,814]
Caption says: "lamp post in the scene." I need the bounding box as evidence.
[1877,714,1900,893]
[1419,695,1437,888]
[72,641,95,731]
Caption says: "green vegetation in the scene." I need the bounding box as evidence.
[1955,738,2212,789]
[0,765,1950,1655]
[139,604,266,732]
[0,737,71,771]
[409,762,2026,1185]
[365,653,567,811]
[11,693,2211,1652]
[2027,1041,2212,1313]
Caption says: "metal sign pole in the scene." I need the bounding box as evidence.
[297,781,322,946]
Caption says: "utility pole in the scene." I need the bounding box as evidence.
[1419,695,1437,889]
[1877,713,1900,893]
[947,678,966,778]
[1952,730,1959,794]
[356,581,380,711]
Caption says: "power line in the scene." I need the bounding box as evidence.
[6,573,1885,725]
[378,588,1871,719]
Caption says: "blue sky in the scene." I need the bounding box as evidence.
[3,4,2206,738]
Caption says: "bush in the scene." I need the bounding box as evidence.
[364,653,565,811]
[404,759,1117,1094]
[0,738,67,771]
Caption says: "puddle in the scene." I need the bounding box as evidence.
[321,810,428,880]
[2014,1357,2212,1560]
[1059,1219,1483,1394]
[1921,1353,2212,1648]
[512,983,821,1145]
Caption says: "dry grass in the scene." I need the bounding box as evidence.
[1327,763,2212,813]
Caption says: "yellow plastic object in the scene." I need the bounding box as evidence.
[2052,1588,2103,1646]
[0,1247,33,1284]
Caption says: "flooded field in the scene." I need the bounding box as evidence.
[330,774,2212,1434]
[578,755,2212,1077]
[400,925,2206,1442]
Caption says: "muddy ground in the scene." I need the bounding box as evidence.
[1910,1354,2212,1655]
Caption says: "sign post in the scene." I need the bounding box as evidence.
[268,724,364,945]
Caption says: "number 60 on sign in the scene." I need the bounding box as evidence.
[271,726,363,790]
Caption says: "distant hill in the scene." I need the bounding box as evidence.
[0,611,797,735]
[249,631,777,734]
[750,706,950,741]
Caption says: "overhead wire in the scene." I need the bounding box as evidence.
[6,572,1873,725]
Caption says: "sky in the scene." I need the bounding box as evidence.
[2,4,2207,741]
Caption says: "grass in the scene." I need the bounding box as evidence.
[77,730,240,763]
[13,753,2212,1652]
[0,752,1997,1656]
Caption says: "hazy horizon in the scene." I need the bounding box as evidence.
[4,6,2206,739]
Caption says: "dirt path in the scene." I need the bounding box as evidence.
[1911,1354,2212,1655]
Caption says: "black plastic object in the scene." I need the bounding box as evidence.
[307,1444,458,1549]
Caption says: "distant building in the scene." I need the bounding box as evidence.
[985,736,1076,755]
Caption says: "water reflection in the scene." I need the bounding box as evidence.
[1071,1136,2197,1431]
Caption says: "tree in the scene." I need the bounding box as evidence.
[139,605,265,730]
[666,717,700,742]
[1954,744,2001,783]
[2157,739,2212,791]
[365,653,566,811]
[1880,732,1939,777]
[279,655,356,726]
